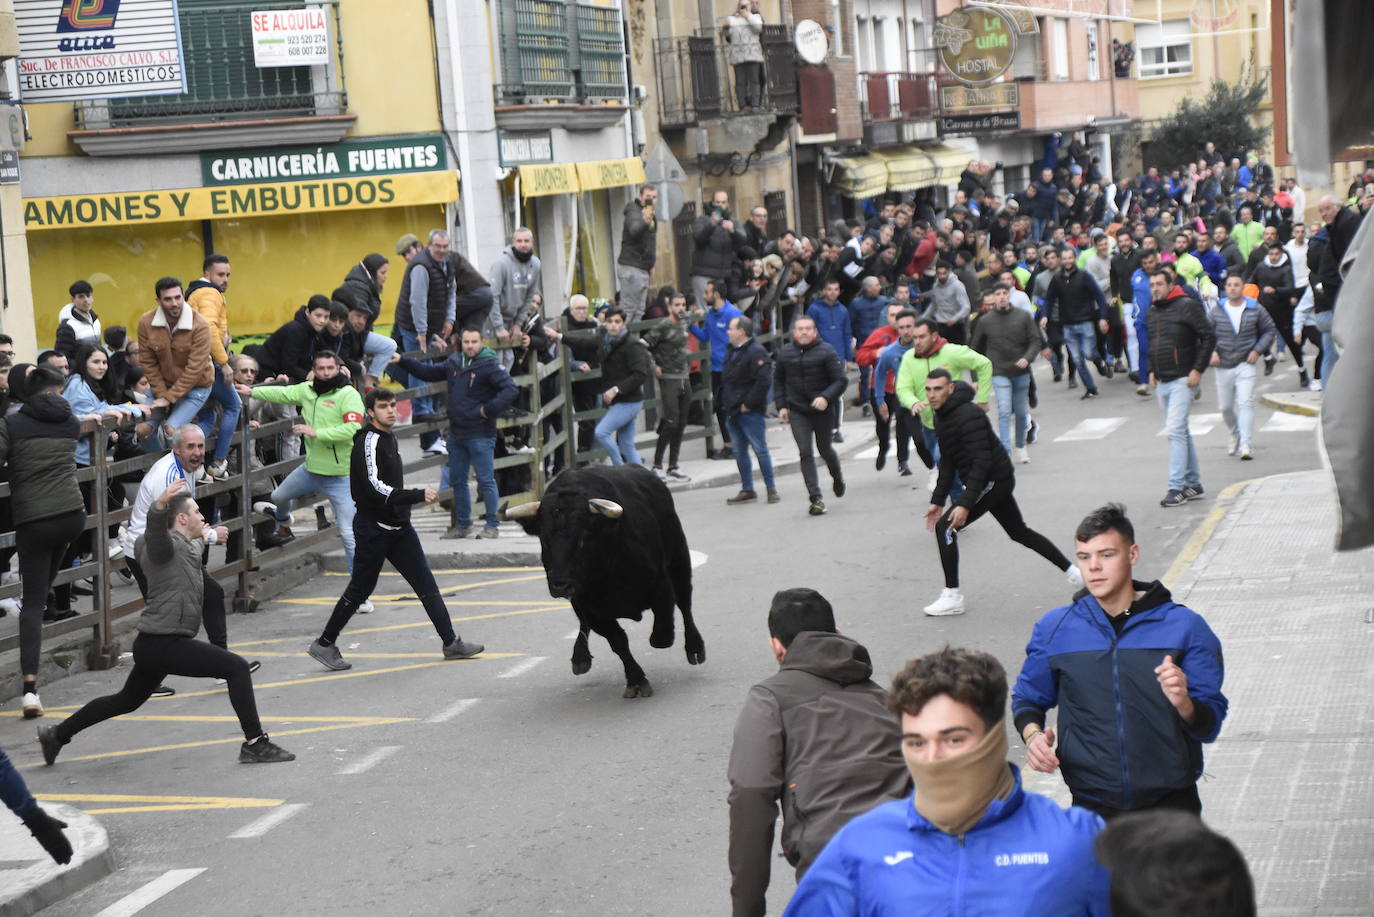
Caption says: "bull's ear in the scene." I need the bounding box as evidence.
[587,498,623,519]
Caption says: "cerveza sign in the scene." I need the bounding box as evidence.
[23,170,458,230]
[934,9,1017,87]
[201,135,447,186]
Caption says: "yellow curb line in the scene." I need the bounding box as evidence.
[1259,394,1320,417]
[1161,473,1283,589]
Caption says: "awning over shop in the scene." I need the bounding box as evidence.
[520,157,646,198]
[828,155,890,199]
[875,145,970,191]
[921,144,972,188]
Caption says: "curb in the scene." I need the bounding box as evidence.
[0,804,114,917]
[320,549,541,573]
[1260,393,1320,417]
[1160,472,1289,592]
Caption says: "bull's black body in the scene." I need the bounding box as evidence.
[506,465,704,697]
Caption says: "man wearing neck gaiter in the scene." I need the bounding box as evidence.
[785,647,1110,916]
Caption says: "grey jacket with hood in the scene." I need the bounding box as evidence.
[727,631,911,917]
[134,502,207,638]
[487,245,542,332]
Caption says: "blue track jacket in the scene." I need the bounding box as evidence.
[689,301,744,372]
[784,765,1109,916]
[1011,580,1228,812]
[807,299,854,362]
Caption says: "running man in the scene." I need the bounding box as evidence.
[307,389,484,670]
[38,480,294,765]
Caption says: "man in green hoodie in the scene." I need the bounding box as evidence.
[250,350,365,569]
[895,318,992,494]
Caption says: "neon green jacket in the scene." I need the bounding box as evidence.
[250,380,364,476]
[1232,221,1264,261]
[895,342,993,429]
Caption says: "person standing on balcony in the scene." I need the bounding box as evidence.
[723,0,765,111]
[617,185,658,326]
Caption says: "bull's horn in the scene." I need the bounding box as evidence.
[587,498,624,518]
[500,500,541,520]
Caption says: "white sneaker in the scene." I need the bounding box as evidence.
[423,440,448,456]
[666,468,691,483]
[1066,565,1085,589]
[252,501,278,517]
[1227,434,1238,456]
[22,692,42,719]
[652,466,668,481]
[926,468,939,492]
[923,589,965,616]
[0,598,19,617]
[1014,447,1030,464]
[1308,380,1323,392]
[357,600,375,614]
[108,543,124,560]
[1238,444,1253,461]
[1,571,17,586]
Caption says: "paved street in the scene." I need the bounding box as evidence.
[0,363,1345,915]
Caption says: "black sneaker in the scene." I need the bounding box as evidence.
[831,431,844,444]
[151,684,176,697]
[1160,490,1188,507]
[1026,419,1039,444]
[239,735,295,764]
[808,497,827,516]
[309,640,351,671]
[875,448,887,471]
[443,638,484,660]
[1298,369,1311,389]
[1081,390,1099,400]
[833,478,846,498]
[1068,376,1078,389]
[1263,354,1275,376]
[897,463,912,476]
[37,724,66,766]
[713,446,735,460]
[1181,484,1205,502]
[726,490,758,505]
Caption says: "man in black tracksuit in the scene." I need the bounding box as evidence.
[774,316,846,515]
[920,372,1076,617]
[1042,257,1111,397]
[306,388,484,671]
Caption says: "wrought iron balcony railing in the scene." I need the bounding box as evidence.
[495,0,627,105]
[654,24,799,129]
[858,71,938,124]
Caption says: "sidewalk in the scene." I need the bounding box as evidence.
[1261,388,1322,417]
[321,410,882,570]
[1023,469,1374,914]
[0,804,113,917]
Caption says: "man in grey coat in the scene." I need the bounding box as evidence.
[488,227,542,367]
[727,588,909,917]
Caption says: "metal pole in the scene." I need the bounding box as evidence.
[560,341,577,469]
[529,349,546,497]
[236,408,257,613]
[90,419,116,670]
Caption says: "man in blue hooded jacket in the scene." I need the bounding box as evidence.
[1013,503,1228,820]
[784,646,1109,916]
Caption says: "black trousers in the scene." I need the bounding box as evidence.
[653,377,691,469]
[712,370,731,447]
[56,632,262,742]
[126,559,228,650]
[17,509,85,676]
[1073,784,1202,822]
[787,410,842,499]
[1262,302,1305,369]
[934,479,1070,588]
[941,320,969,345]
[733,61,764,109]
[877,392,921,466]
[321,514,455,646]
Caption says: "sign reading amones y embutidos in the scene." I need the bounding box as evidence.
[14,0,187,102]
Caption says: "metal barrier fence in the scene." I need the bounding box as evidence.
[0,316,785,672]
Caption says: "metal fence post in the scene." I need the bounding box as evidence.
[559,344,577,470]
[235,409,258,614]
[528,350,547,497]
[88,419,117,670]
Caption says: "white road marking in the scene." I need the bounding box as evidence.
[228,803,309,839]
[337,745,402,775]
[426,698,481,723]
[1054,417,1128,442]
[564,629,581,640]
[689,549,709,569]
[497,656,548,679]
[855,446,880,459]
[94,869,207,917]
[1187,412,1223,436]
[1261,412,1319,433]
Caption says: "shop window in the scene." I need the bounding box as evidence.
[1136,20,1192,78]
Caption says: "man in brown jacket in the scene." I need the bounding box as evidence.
[726,588,911,917]
[138,276,214,451]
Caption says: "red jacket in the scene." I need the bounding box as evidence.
[904,234,938,276]
[856,325,899,396]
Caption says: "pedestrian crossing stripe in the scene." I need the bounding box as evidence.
[1054,417,1129,442]
[1155,413,1222,437]
[1052,412,1315,443]
[1260,413,1319,433]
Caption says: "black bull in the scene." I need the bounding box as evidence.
[500,465,705,698]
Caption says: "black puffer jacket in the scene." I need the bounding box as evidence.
[617,197,657,271]
[932,380,1014,509]
[691,209,746,280]
[1146,285,1215,383]
[0,393,84,525]
[719,338,773,415]
[256,306,321,383]
[1250,253,1297,312]
[598,331,654,404]
[773,339,846,415]
[342,261,384,326]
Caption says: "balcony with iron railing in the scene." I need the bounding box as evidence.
[494,0,628,129]
[653,25,798,129]
[858,71,939,123]
[70,0,353,155]
[1013,59,1138,132]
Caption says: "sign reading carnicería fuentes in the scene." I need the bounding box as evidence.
[14,0,187,102]
[202,134,448,186]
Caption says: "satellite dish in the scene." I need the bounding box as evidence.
[658,181,685,221]
[794,20,828,66]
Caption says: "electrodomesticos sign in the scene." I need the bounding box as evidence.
[934,9,1017,87]
[24,170,458,230]
[202,135,447,186]
[15,0,187,102]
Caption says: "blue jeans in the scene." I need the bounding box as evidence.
[921,424,964,501]
[196,372,241,463]
[1311,309,1338,390]
[1156,377,1201,492]
[269,465,356,571]
[992,374,1031,450]
[725,411,775,492]
[1062,321,1100,393]
[147,384,212,452]
[448,434,498,529]
[363,331,397,380]
[595,401,642,465]
[399,328,434,418]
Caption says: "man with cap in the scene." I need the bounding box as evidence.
[728,587,910,917]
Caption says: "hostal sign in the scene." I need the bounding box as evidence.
[935,8,1017,87]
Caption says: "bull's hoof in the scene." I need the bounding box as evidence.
[685,636,707,665]
[648,630,675,649]
[623,681,654,699]
[571,656,592,676]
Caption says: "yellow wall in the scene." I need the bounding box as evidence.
[27,203,444,346]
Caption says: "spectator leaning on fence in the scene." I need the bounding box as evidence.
[340,253,398,384]
[137,276,215,452]
[184,253,242,480]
